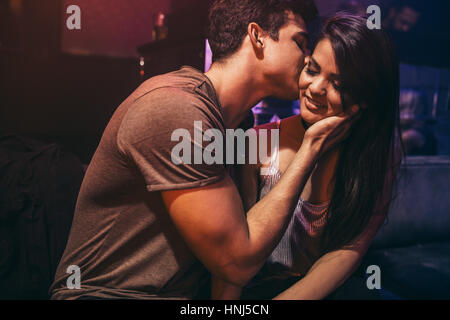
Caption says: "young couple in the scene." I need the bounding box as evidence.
[50,0,402,300]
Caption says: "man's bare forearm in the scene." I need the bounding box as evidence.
[211,114,360,287]
[229,140,319,284]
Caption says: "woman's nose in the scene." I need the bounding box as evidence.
[309,78,326,96]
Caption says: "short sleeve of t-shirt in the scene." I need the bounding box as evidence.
[117,87,226,192]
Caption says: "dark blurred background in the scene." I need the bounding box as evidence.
[1,0,209,163]
[1,0,449,162]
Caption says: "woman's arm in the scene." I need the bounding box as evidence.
[274,150,400,300]
[274,211,386,300]
[273,248,362,300]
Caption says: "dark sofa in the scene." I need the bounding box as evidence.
[361,156,450,299]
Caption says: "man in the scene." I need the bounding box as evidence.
[382,0,421,32]
[50,0,358,299]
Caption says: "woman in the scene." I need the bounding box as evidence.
[212,14,403,299]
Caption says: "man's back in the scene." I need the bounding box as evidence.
[50,67,226,299]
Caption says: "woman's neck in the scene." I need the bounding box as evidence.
[282,115,341,204]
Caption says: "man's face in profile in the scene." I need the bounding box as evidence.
[261,11,309,100]
[392,6,420,32]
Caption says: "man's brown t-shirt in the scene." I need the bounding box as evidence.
[50,66,227,299]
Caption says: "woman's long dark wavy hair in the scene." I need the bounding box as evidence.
[318,14,404,253]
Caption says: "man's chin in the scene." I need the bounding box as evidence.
[268,82,298,100]
[278,88,300,101]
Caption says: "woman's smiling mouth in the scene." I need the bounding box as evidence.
[304,95,326,110]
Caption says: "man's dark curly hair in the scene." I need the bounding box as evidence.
[208,0,318,62]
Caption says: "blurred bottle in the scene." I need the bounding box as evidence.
[153,11,168,41]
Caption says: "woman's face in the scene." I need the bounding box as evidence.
[299,37,346,125]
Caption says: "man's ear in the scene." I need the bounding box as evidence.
[248,22,265,55]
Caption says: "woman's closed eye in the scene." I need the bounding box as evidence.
[306,61,342,91]
[305,62,318,75]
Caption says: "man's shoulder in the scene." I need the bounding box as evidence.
[130,67,220,119]
[138,66,212,99]
[125,87,220,130]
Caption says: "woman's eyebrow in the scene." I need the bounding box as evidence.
[310,57,321,70]
[311,56,340,79]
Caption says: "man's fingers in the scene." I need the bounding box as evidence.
[331,109,361,141]
[332,105,360,124]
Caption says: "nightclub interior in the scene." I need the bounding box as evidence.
[1,0,449,301]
